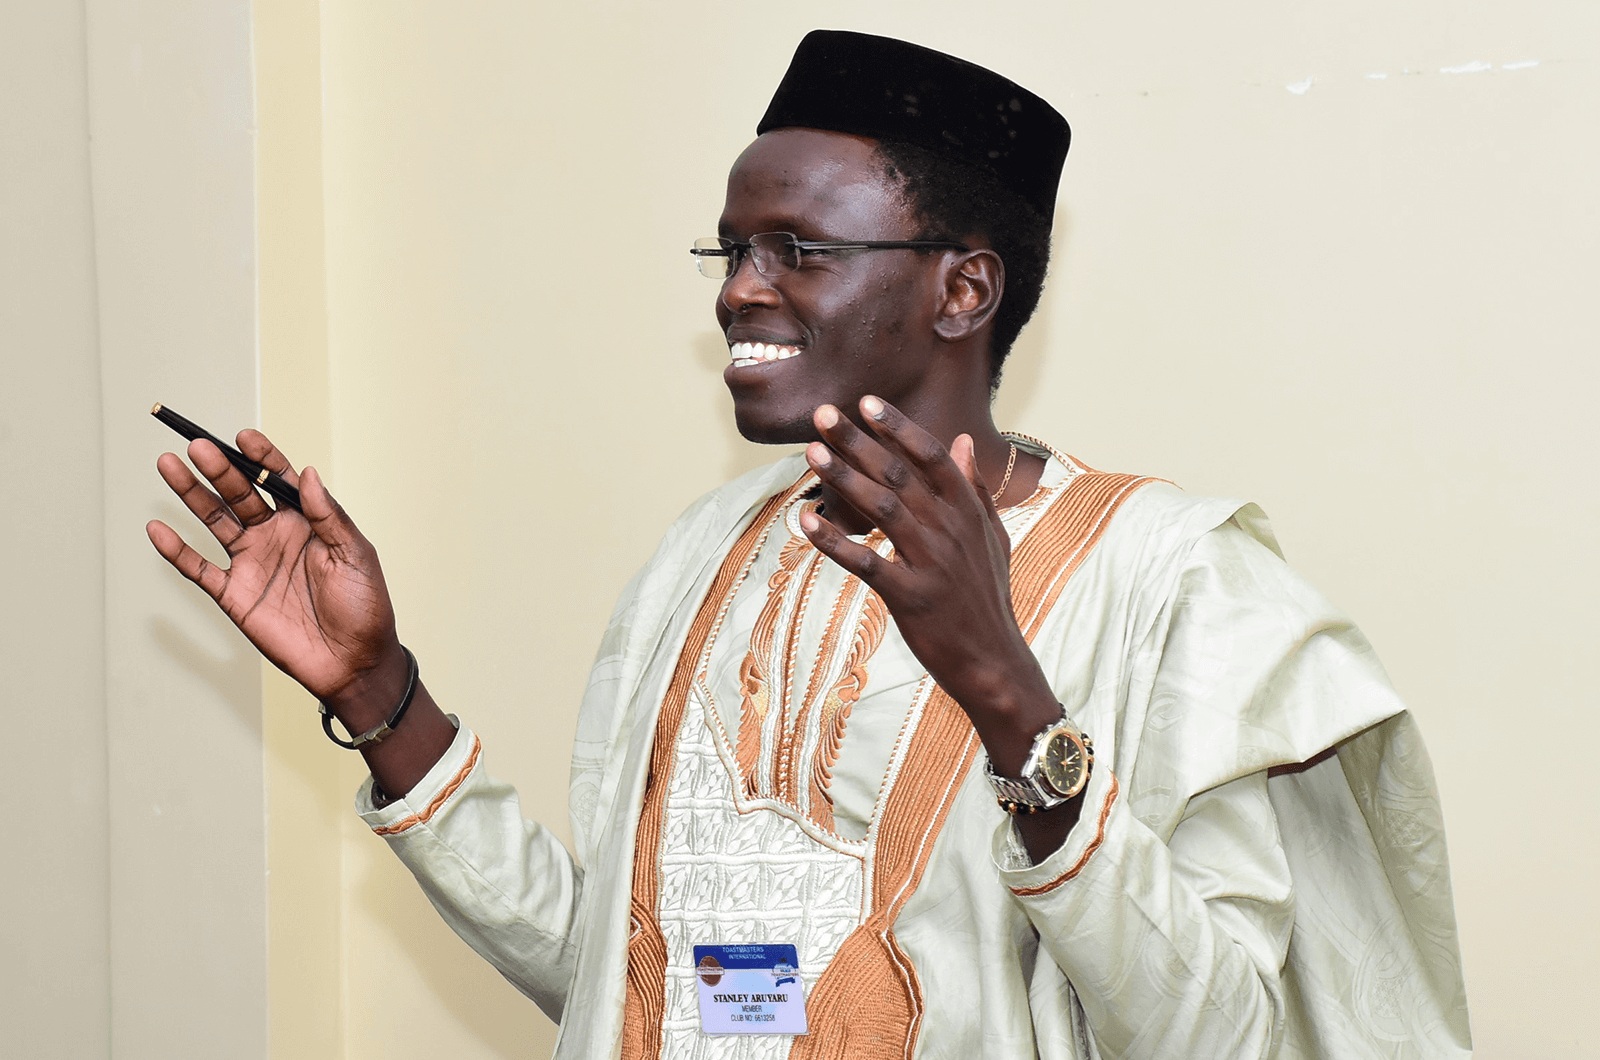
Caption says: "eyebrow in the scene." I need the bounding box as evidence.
[716,221,830,241]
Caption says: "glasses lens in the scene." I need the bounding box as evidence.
[692,237,732,279]
[750,233,800,275]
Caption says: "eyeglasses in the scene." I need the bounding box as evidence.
[690,232,970,280]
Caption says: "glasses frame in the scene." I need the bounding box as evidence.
[690,231,971,279]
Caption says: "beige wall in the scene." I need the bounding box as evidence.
[87,0,269,1048]
[256,0,345,1056]
[3,0,267,1057]
[6,1,1595,1057]
[1,2,108,1056]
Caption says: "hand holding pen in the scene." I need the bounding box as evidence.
[147,408,455,795]
[151,403,304,511]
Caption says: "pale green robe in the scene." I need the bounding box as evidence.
[358,442,1471,1059]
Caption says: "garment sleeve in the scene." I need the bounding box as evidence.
[356,721,583,1022]
[994,764,1294,1059]
[991,517,1409,1059]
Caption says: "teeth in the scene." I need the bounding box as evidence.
[729,341,802,366]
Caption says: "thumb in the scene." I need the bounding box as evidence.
[953,435,1007,542]
[299,466,358,550]
[952,434,986,493]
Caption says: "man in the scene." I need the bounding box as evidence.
[150,30,1470,1059]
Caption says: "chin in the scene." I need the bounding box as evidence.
[731,405,819,447]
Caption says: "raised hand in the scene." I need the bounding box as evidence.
[149,429,455,796]
[798,397,1077,835]
[147,430,400,704]
[799,396,1084,853]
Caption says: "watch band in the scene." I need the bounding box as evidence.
[985,767,1070,814]
[985,707,1094,815]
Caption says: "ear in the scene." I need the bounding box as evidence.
[932,248,1004,345]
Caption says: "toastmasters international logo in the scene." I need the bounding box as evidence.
[696,955,724,987]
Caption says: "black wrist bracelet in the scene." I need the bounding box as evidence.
[319,646,419,750]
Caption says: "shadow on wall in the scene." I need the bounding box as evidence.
[150,615,263,737]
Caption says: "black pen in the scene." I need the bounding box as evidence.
[151,402,303,512]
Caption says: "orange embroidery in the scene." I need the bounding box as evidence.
[621,482,803,1060]
[804,589,887,833]
[735,530,815,800]
[735,520,890,828]
[733,653,767,798]
[772,550,825,803]
[788,709,978,1060]
[787,571,865,824]
[621,897,668,1060]
[1007,774,1121,897]
[789,470,1154,1060]
[370,735,483,836]
[1015,474,1155,640]
[795,572,865,718]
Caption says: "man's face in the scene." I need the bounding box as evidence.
[716,128,945,444]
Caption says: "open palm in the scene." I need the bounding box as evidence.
[147,430,398,703]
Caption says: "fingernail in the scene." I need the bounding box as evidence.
[861,395,885,419]
[816,405,839,429]
[808,443,832,467]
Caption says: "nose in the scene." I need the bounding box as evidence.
[718,250,780,317]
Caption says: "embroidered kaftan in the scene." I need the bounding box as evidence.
[357,443,1471,1059]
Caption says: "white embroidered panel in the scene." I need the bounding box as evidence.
[657,689,866,1059]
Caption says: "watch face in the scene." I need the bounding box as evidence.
[1040,730,1086,796]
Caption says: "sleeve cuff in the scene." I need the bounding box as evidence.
[355,715,481,836]
[990,761,1120,897]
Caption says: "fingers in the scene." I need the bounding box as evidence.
[806,396,985,527]
[952,433,1009,543]
[186,438,276,528]
[807,403,936,538]
[236,429,301,488]
[157,449,248,549]
[798,507,904,594]
[812,403,923,491]
[950,433,981,490]
[231,431,356,551]
[298,465,359,554]
[805,439,918,543]
[856,396,973,499]
[146,519,228,601]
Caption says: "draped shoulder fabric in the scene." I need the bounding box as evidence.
[357,446,1470,1060]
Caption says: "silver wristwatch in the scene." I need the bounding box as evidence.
[985,708,1094,815]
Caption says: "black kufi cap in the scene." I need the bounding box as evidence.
[757,30,1071,223]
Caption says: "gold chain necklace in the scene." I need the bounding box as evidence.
[991,441,1018,505]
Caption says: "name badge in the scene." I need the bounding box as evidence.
[693,943,808,1035]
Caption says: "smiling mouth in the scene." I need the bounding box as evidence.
[729,341,803,368]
